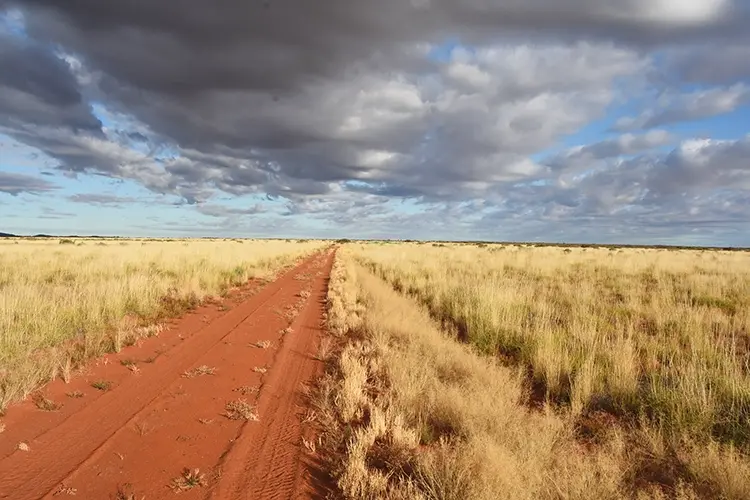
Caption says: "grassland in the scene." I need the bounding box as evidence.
[317,244,750,499]
[0,238,325,410]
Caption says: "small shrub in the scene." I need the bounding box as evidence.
[169,468,206,492]
[32,394,62,411]
[91,380,112,391]
[224,399,259,421]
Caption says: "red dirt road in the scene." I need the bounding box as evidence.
[0,249,335,500]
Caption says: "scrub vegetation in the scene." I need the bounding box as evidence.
[316,243,750,499]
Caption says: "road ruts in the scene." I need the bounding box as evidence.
[0,248,335,500]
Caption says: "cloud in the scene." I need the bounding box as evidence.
[0,36,646,202]
[0,31,101,132]
[38,206,76,219]
[546,135,750,221]
[546,130,675,171]
[581,130,673,157]
[666,40,750,85]
[0,171,58,195]
[613,84,750,130]
[650,136,750,195]
[1,1,749,244]
[68,193,139,206]
[195,203,265,218]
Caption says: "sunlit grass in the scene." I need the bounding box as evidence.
[314,244,750,498]
[354,243,750,446]
[317,246,750,500]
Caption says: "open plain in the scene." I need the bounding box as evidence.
[1,239,749,499]
[318,242,750,500]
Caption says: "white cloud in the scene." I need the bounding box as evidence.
[626,0,730,24]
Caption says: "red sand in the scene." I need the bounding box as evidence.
[0,249,335,499]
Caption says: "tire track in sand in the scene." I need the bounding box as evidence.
[207,247,334,500]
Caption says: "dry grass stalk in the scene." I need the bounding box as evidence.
[302,437,317,454]
[52,484,77,496]
[314,336,332,361]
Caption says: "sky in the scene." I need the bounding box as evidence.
[0,1,749,245]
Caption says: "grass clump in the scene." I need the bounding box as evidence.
[32,393,62,411]
[182,365,216,378]
[91,380,112,391]
[233,385,259,396]
[224,399,259,421]
[169,468,206,492]
[114,483,142,500]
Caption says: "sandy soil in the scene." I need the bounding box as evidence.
[0,248,335,500]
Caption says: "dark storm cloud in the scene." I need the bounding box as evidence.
[0,171,58,195]
[666,39,750,85]
[14,0,748,77]
[2,1,741,197]
[7,0,740,147]
[0,31,101,132]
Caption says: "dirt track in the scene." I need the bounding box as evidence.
[0,249,334,499]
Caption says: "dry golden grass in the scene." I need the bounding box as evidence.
[355,243,750,446]
[0,238,325,411]
[316,245,750,499]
